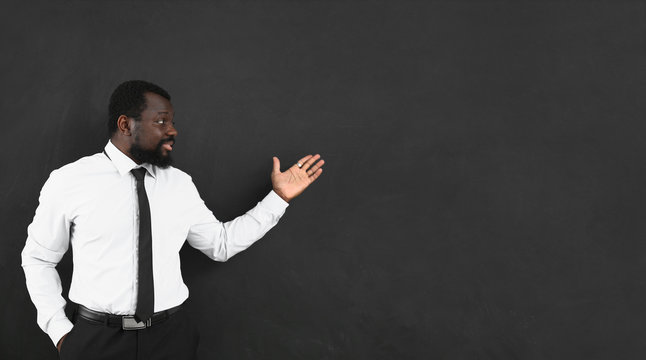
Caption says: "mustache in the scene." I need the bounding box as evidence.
[159,137,175,146]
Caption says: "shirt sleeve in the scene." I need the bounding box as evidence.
[185,179,289,262]
[21,170,74,346]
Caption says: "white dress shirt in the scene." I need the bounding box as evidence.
[21,141,289,346]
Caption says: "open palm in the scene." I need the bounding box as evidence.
[271,154,325,202]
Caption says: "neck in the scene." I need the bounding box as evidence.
[110,136,141,164]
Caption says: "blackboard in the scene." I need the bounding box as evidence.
[2,1,645,359]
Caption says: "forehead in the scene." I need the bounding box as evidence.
[143,92,173,116]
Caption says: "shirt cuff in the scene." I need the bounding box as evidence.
[48,314,74,347]
[261,190,289,214]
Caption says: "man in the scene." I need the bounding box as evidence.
[21,80,324,359]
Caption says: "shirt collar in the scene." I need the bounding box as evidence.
[104,140,157,178]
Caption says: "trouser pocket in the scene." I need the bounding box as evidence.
[58,321,81,359]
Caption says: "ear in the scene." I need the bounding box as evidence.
[117,115,134,136]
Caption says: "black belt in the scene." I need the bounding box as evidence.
[77,304,182,330]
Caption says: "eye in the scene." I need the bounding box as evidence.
[154,119,165,125]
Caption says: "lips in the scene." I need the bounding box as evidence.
[161,139,174,151]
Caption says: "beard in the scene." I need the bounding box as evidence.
[130,136,174,168]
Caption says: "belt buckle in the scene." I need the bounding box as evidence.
[122,316,151,330]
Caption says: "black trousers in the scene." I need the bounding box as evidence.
[59,307,200,360]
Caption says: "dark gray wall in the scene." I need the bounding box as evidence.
[2,1,645,359]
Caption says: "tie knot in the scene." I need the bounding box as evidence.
[131,168,147,182]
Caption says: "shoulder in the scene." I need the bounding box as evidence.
[153,166,203,200]
[45,153,108,189]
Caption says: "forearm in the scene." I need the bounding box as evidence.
[21,239,73,346]
[187,190,289,261]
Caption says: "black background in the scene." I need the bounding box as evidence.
[2,1,646,359]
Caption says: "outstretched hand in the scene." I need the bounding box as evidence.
[271,154,325,202]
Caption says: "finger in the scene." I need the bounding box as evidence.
[295,154,313,169]
[302,154,321,171]
[309,168,323,182]
[272,156,281,174]
[306,159,325,176]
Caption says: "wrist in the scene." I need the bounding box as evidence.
[57,333,67,352]
[273,189,291,203]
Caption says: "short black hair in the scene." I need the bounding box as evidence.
[108,80,171,135]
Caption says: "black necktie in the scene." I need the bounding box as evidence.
[132,168,154,322]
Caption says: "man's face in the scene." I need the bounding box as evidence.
[129,92,178,168]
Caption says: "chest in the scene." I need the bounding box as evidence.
[67,175,192,248]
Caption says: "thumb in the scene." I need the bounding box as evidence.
[272,156,281,174]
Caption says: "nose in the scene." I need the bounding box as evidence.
[167,122,178,137]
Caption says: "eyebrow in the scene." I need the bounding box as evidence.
[155,111,175,117]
